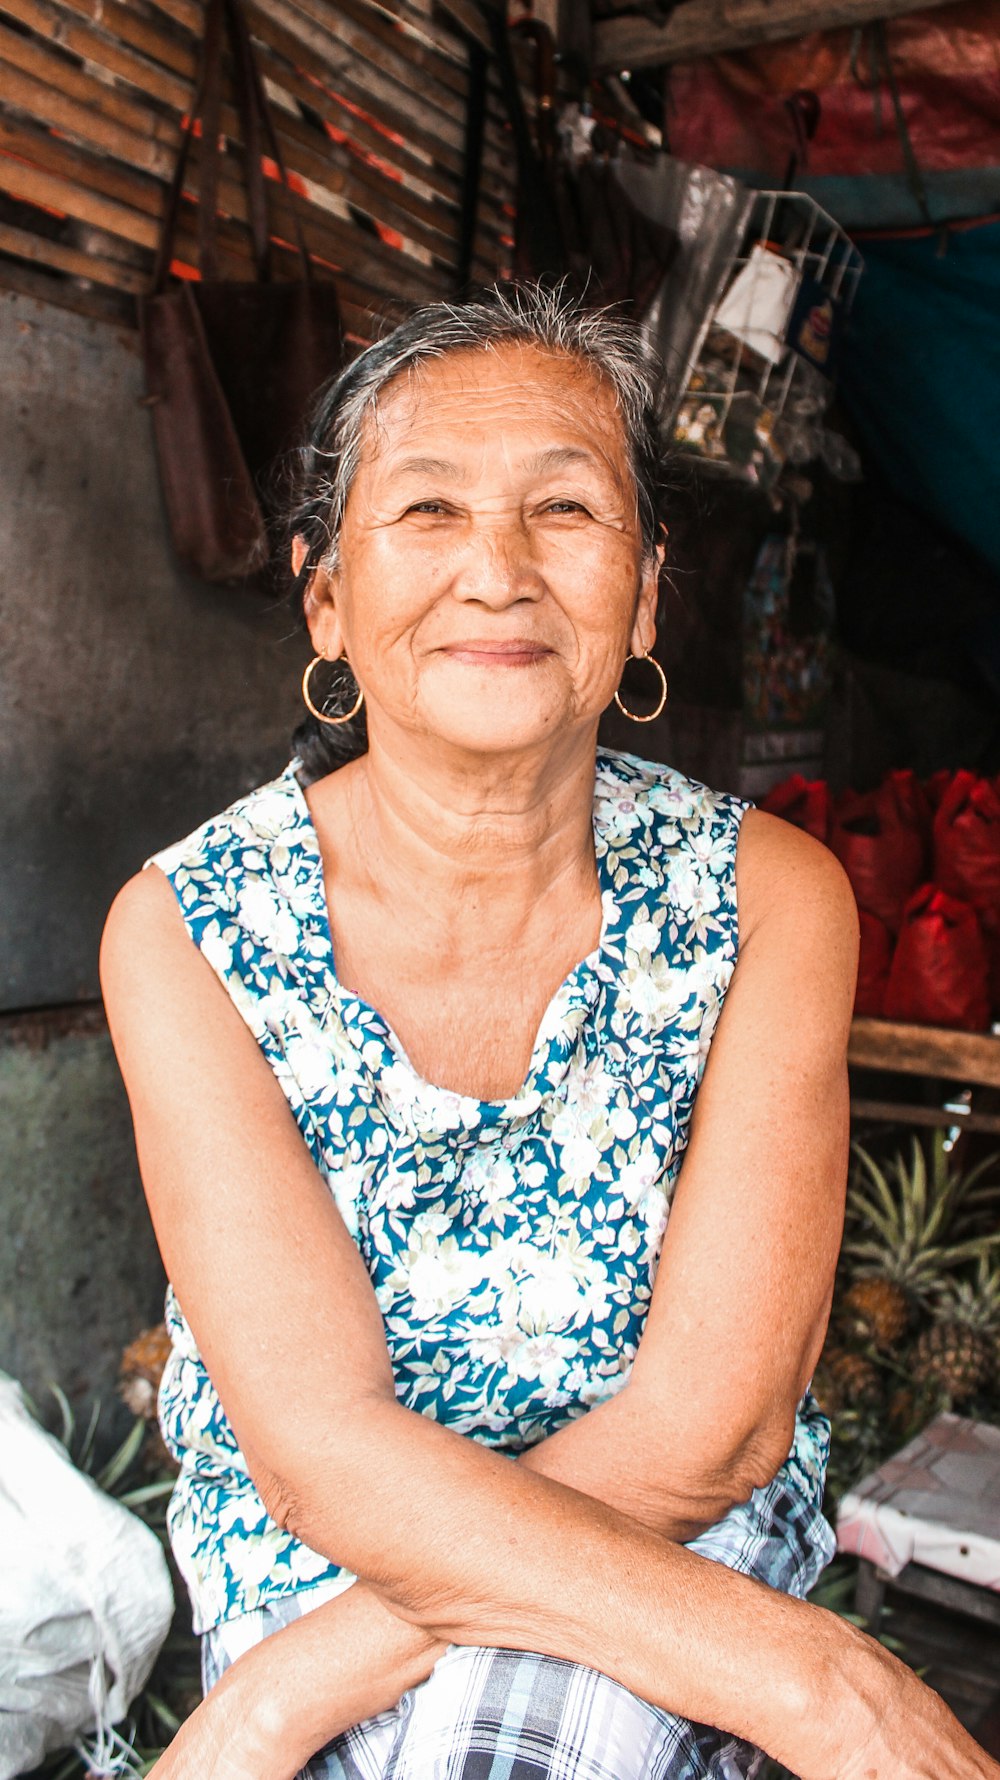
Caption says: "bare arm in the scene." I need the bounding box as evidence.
[100,874,797,1724]
[102,856,997,1780]
[147,1564,1000,1780]
[521,809,853,1534]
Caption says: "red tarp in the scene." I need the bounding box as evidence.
[666,3,1000,181]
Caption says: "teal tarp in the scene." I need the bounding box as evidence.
[838,216,1000,579]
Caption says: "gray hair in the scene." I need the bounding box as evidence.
[290,282,666,579]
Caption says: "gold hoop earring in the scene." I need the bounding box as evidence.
[614,652,668,724]
[301,655,365,726]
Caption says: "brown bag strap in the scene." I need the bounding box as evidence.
[225,0,269,274]
[197,0,227,280]
[152,0,224,291]
[224,0,311,280]
[152,0,310,293]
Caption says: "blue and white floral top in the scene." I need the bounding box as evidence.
[150,747,832,1634]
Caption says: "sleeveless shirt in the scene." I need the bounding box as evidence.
[148,747,833,1633]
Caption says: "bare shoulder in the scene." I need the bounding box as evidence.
[104,863,181,933]
[99,865,205,1030]
[725,809,860,1059]
[734,806,860,952]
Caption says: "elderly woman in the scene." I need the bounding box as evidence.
[102,287,996,1780]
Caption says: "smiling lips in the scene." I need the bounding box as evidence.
[440,641,553,667]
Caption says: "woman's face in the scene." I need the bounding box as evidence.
[304,342,661,759]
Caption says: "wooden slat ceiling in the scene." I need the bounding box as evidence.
[0,0,519,337]
[593,0,966,71]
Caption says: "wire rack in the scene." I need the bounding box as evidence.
[672,188,864,487]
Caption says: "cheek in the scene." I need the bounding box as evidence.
[550,538,642,647]
[335,542,432,658]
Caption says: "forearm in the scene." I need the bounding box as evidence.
[202,1583,445,1778]
[173,1430,983,1780]
[514,1381,772,1538]
[205,1404,752,1765]
[201,1406,763,1762]
[259,1397,829,1765]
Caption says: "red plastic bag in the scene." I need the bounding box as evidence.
[932,770,1000,931]
[854,911,893,1018]
[884,768,932,845]
[924,769,953,813]
[830,781,927,934]
[884,883,991,1031]
[760,773,830,842]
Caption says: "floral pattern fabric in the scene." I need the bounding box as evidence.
[150,747,832,1634]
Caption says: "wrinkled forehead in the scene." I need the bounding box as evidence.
[356,341,633,480]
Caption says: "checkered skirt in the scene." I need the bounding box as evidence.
[202,1463,834,1779]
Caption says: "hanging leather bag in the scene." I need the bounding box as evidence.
[139,0,344,584]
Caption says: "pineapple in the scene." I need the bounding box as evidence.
[119,1321,179,1477]
[887,1385,916,1435]
[842,1132,1000,1346]
[842,1276,910,1350]
[813,1346,881,1415]
[119,1321,172,1420]
[911,1255,1000,1406]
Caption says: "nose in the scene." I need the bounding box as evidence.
[449,513,543,608]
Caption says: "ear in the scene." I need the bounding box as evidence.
[291,533,309,578]
[302,559,346,662]
[630,546,662,659]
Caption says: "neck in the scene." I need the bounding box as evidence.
[338,718,603,934]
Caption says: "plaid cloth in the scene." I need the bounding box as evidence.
[202,1463,833,1778]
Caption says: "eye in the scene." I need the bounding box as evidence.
[543,499,588,515]
[404,500,450,515]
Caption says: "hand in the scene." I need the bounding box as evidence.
[784,1610,1000,1780]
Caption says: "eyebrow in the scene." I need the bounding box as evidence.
[390,445,613,481]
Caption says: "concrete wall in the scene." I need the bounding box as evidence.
[0,1007,166,1434]
[1,291,308,1011]
[1,292,309,1415]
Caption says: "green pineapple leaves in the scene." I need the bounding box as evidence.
[844,1130,1000,1304]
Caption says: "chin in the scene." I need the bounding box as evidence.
[422,695,574,757]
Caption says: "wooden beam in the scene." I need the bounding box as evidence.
[0,218,147,289]
[593,0,964,71]
[0,250,135,321]
[0,60,176,179]
[848,1017,1000,1091]
[144,0,474,72]
[0,0,515,191]
[0,0,193,112]
[850,1098,1000,1137]
[432,0,493,52]
[0,19,178,143]
[0,48,468,262]
[0,148,160,250]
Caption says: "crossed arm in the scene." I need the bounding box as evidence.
[100,812,997,1780]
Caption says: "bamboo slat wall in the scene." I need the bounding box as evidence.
[0,0,519,338]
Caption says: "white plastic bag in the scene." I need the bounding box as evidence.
[0,1372,174,1778]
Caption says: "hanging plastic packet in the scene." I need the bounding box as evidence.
[712,242,800,367]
